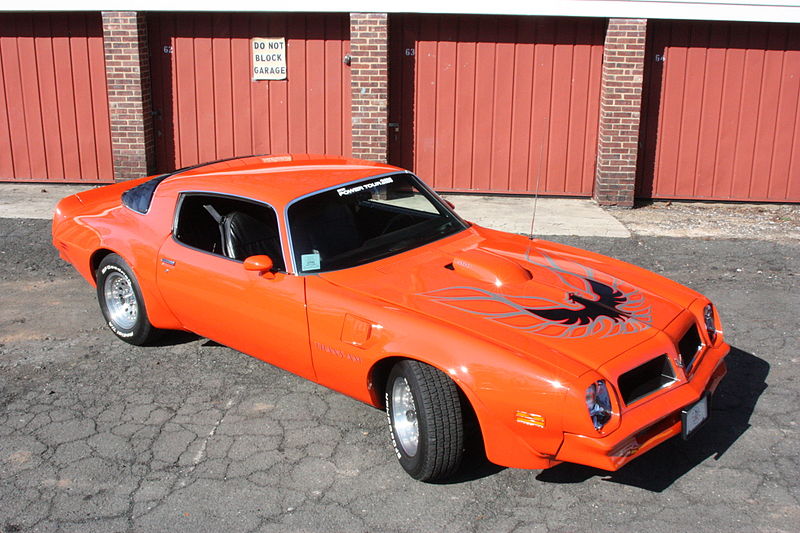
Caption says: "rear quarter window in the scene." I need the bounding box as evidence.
[121,175,169,214]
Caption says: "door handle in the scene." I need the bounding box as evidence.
[161,258,176,266]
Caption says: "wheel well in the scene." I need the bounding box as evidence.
[368,356,405,409]
[368,356,483,439]
[89,249,115,282]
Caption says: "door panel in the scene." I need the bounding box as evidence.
[157,238,313,379]
[156,188,315,382]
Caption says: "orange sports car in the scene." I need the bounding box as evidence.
[52,154,729,482]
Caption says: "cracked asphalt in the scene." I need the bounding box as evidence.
[1,217,798,532]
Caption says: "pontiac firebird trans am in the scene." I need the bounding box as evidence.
[52,154,729,482]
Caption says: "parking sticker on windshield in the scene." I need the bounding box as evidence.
[337,177,394,196]
[301,253,321,271]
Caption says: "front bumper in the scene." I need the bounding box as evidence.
[554,340,729,471]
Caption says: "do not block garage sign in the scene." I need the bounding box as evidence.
[252,38,287,80]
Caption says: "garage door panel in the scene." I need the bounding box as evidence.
[175,31,199,165]
[1,30,28,177]
[194,15,217,163]
[1,13,112,182]
[452,21,477,192]
[584,30,605,187]
[530,24,556,194]
[643,20,799,202]
[491,37,516,191]
[695,27,727,199]
[211,15,235,160]
[548,21,578,194]
[0,53,13,178]
[772,44,800,199]
[287,15,307,152]
[149,13,350,171]
[733,48,767,199]
[566,27,601,194]
[33,16,64,179]
[52,26,82,180]
[675,25,708,197]
[87,22,113,180]
[508,21,535,194]
[716,46,746,199]
[434,37,457,189]
[71,13,104,181]
[751,41,785,199]
[264,16,287,154]
[391,15,603,195]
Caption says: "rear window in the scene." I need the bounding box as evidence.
[121,174,169,214]
[121,156,253,214]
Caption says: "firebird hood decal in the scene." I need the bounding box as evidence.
[422,253,652,339]
[320,230,689,368]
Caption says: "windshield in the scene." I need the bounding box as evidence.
[288,173,467,273]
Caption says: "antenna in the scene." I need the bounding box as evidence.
[526,141,545,262]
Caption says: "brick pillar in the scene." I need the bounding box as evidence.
[101,12,155,181]
[594,19,647,207]
[350,13,389,162]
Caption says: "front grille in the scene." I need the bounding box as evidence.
[678,323,703,373]
[618,354,676,405]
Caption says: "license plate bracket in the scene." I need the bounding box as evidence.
[681,393,710,440]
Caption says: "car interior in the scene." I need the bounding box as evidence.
[174,194,286,271]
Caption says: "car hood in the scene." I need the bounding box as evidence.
[319,226,700,374]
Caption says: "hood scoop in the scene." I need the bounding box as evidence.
[450,249,532,286]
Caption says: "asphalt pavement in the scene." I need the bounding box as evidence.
[0,196,798,532]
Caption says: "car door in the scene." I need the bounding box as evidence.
[156,192,314,380]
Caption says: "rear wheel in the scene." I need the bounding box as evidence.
[96,254,160,345]
[385,360,464,481]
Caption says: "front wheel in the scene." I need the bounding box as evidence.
[385,360,464,481]
[96,254,160,346]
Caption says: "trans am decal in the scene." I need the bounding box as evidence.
[423,253,652,339]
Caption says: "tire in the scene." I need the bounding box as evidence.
[96,254,160,346]
[385,360,464,482]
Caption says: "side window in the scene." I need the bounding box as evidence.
[174,194,285,271]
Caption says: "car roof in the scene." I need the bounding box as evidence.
[161,154,404,207]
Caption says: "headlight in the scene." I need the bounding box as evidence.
[703,304,716,342]
[585,380,612,430]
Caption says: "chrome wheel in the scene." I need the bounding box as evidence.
[103,270,138,330]
[391,376,419,456]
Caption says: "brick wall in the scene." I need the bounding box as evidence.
[594,19,647,207]
[101,12,155,181]
[350,13,389,162]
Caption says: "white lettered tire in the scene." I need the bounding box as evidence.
[96,254,160,345]
[385,360,464,481]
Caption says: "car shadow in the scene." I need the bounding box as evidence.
[535,346,768,491]
[147,330,200,347]
[440,431,508,484]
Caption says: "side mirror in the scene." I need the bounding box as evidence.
[243,255,275,278]
[443,199,456,210]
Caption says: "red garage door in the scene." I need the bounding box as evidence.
[0,13,113,183]
[389,15,605,195]
[639,21,800,202]
[148,13,351,172]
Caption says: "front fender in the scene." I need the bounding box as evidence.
[305,275,573,470]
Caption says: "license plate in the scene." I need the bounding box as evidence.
[681,394,709,440]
